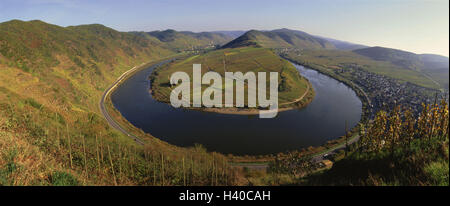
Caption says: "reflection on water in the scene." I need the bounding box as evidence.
[111,62,362,155]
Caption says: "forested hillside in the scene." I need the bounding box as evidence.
[0,20,236,185]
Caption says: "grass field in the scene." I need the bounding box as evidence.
[150,47,314,109]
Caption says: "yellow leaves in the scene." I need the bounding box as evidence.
[70,105,86,113]
[362,101,449,153]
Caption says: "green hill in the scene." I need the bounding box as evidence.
[318,37,368,50]
[134,29,233,52]
[283,49,443,90]
[354,47,449,89]
[222,29,335,49]
[0,20,236,185]
[211,30,247,39]
[419,54,450,89]
[0,20,173,73]
[150,47,314,110]
[353,46,425,71]
[223,29,448,90]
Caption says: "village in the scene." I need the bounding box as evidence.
[333,64,445,116]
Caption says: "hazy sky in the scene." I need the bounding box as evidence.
[0,0,448,56]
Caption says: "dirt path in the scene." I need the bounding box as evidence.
[279,82,310,106]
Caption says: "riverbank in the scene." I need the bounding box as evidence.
[150,79,315,116]
[149,47,316,116]
[281,54,372,125]
[103,53,363,167]
[101,53,193,148]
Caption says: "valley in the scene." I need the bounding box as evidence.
[0,19,448,186]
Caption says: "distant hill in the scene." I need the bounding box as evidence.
[134,29,233,52]
[0,20,171,74]
[419,54,450,89]
[221,29,448,90]
[317,37,368,50]
[222,29,335,49]
[420,53,450,70]
[211,30,247,38]
[353,46,449,89]
[353,47,425,71]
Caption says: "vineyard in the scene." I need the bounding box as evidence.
[358,100,448,156]
[0,20,238,186]
[0,88,238,186]
[0,19,448,186]
[306,100,448,185]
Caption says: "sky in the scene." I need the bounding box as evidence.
[0,0,448,56]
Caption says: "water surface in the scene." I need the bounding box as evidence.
[111,62,362,155]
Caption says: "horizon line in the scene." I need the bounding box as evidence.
[1,18,448,58]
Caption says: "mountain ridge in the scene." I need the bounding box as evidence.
[132,29,234,52]
[353,46,449,89]
[316,36,368,50]
[222,29,335,49]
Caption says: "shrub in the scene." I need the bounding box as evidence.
[24,98,42,109]
[424,161,449,186]
[49,171,79,186]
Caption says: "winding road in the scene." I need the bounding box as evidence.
[99,63,147,145]
[99,58,177,145]
[232,134,360,170]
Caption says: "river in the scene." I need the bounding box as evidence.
[111,61,362,155]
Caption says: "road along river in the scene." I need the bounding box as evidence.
[110,61,362,155]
